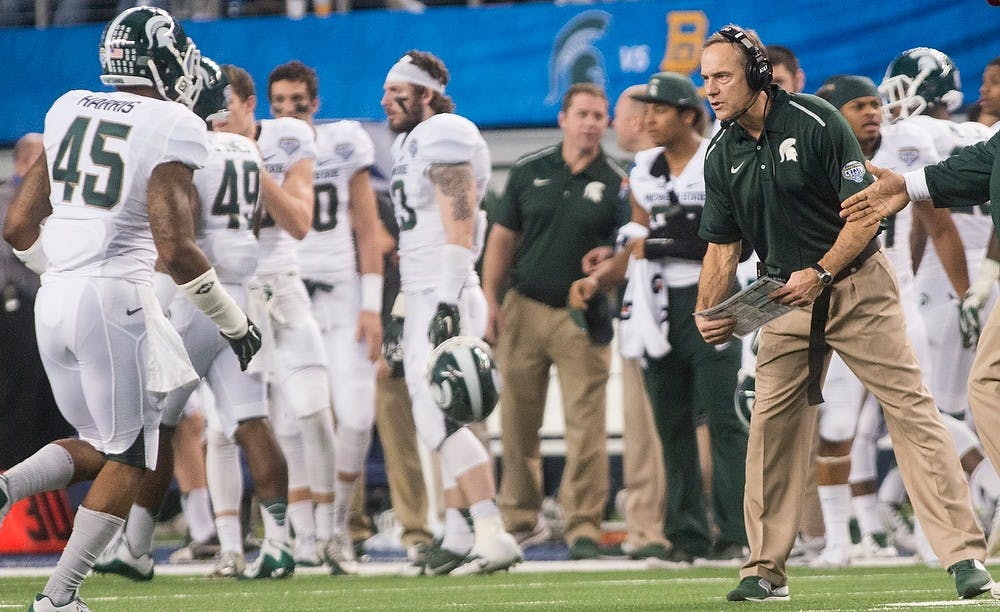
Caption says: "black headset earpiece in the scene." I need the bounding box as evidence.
[718,25,772,92]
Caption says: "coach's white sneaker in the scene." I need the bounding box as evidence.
[451,518,523,576]
[29,594,91,611]
[0,475,11,525]
[91,535,154,581]
[322,532,358,576]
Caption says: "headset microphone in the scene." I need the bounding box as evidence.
[720,91,761,129]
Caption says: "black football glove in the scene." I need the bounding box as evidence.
[223,317,263,371]
[428,302,461,348]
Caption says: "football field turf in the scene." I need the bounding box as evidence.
[2,562,999,611]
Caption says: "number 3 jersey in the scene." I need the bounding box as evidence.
[255,116,316,276]
[192,130,262,284]
[298,120,375,284]
[41,90,208,283]
[390,113,491,293]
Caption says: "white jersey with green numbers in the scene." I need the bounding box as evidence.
[192,131,262,285]
[255,117,316,275]
[298,120,375,284]
[870,121,940,278]
[629,138,709,287]
[41,89,208,283]
[390,113,491,293]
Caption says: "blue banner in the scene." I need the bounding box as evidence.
[1,0,997,144]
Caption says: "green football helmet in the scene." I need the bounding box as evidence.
[99,6,201,109]
[192,57,230,123]
[426,336,501,426]
[880,47,963,123]
[733,369,755,434]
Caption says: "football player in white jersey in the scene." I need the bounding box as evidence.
[382,50,522,575]
[94,60,296,581]
[569,72,749,563]
[196,63,335,574]
[807,76,997,567]
[266,60,384,574]
[881,48,996,418]
[0,9,261,610]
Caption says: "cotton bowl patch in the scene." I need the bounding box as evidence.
[841,160,866,183]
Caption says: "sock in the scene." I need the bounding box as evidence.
[852,493,883,537]
[315,502,335,541]
[184,487,216,544]
[332,480,354,534]
[818,484,852,548]
[260,498,289,544]
[124,505,155,557]
[441,508,473,556]
[215,514,243,554]
[43,507,124,606]
[288,500,316,543]
[469,499,500,522]
[5,444,74,502]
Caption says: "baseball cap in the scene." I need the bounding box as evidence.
[631,72,701,108]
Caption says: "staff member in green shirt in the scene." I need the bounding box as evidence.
[844,131,1000,598]
[694,24,992,602]
[482,83,627,560]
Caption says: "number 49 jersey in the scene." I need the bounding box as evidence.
[192,131,262,284]
[41,89,208,283]
[390,113,491,292]
[298,120,375,283]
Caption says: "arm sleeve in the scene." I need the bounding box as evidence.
[925,134,998,208]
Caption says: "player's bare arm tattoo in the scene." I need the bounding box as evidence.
[428,162,474,221]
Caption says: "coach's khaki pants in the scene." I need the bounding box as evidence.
[968,300,1000,506]
[620,356,669,549]
[745,252,984,586]
[496,290,610,544]
[374,375,433,548]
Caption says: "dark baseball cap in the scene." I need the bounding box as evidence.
[631,72,701,108]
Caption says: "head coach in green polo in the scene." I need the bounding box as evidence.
[694,23,993,603]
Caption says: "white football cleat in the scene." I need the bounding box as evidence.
[451,519,523,576]
[29,594,91,611]
[91,535,154,581]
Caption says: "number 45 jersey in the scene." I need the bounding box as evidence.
[192,130,262,284]
[41,90,208,283]
[298,120,375,284]
[390,113,491,293]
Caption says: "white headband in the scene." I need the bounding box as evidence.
[384,55,445,94]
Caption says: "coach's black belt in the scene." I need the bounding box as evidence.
[805,238,880,405]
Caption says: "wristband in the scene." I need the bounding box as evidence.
[438,244,473,304]
[12,234,47,275]
[361,273,384,313]
[178,268,248,338]
[903,169,931,203]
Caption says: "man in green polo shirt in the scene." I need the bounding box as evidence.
[695,24,993,602]
[843,130,1000,599]
[482,82,627,560]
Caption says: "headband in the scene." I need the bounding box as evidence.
[384,55,445,94]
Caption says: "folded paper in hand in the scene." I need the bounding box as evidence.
[694,277,795,336]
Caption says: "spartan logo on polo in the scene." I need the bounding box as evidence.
[584,181,605,203]
[278,137,300,155]
[778,138,798,163]
[898,147,920,167]
[545,10,610,105]
[841,160,866,183]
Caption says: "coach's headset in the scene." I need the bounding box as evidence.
[717,25,772,93]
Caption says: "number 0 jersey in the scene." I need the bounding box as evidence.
[41,90,208,283]
[192,131,262,284]
[390,113,491,293]
[298,120,375,283]
[255,117,316,276]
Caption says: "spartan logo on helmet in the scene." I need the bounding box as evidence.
[426,336,502,426]
[879,47,964,124]
[545,10,611,105]
[99,7,202,109]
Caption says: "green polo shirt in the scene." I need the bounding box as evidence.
[493,143,628,307]
[926,131,1000,236]
[700,87,873,278]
